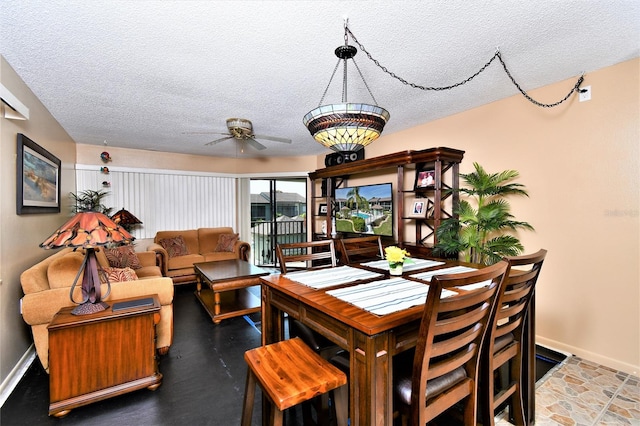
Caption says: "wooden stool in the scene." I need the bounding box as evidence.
[241,337,348,426]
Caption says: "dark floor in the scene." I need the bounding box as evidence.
[1,284,563,426]
[1,284,269,426]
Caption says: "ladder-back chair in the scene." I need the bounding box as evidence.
[338,235,384,264]
[481,249,547,426]
[276,240,337,274]
[393,261,510,425]
[275,239,341,425]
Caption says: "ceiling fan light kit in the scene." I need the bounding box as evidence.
[226,118,253,137]
[304,20,389,154]
[204,117,292,151]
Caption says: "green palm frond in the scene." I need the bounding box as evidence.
[482,235,524,264]
[457,200,479,224]
[459,163,530,199]
[70,189,112,214]
[433,218,465,258]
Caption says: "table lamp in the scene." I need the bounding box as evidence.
[40,211,134,315]
[111,208,142,232]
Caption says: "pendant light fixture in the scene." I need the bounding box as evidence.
[303,21,389,153]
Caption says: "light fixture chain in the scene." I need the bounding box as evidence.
[351,58,380,105]
[345,26,584,108]
[318,58,343,107]
[342,54,348,103]
[496,52,585,108]
[346,26,498,91]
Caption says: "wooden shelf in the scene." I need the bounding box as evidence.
[309,147,464,247]
[309,147,464,180]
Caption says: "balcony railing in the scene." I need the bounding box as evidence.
[249,219,306,267]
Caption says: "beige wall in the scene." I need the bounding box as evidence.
[362,58,640,375]
[76,144,319,174]
[0,57,77,383]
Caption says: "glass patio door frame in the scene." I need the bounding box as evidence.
[249,177,307,267]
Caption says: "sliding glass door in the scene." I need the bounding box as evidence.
[250,178,307,267]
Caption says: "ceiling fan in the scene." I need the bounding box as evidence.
[196,118,292,151]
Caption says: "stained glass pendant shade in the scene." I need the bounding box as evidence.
[303,34,389,153]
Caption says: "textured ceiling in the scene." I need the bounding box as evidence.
[1,1,638,158]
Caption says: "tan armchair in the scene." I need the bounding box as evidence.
[20,247,174,373]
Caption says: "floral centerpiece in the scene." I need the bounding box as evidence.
[384,246,413,276]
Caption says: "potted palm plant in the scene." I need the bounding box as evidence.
[70,189,113,215]
[433,162,534,265]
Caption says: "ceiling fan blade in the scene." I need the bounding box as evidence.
[205,136,234,146]
[183,131,229,135]
[246,137,267,150]
[252,134,292,144]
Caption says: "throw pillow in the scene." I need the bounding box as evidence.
[158,235,189,258]
[104,245,142,269]
[100,267,138,283]
[215,233,239,252]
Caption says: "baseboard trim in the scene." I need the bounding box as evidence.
[0,346,36,408]
[537,336,638,377]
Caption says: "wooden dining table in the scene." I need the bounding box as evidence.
[259,258,536,426]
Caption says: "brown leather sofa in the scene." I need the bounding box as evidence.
[148,227,250,285]
[20,247,174,373]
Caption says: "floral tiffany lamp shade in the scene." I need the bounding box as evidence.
[40,211,134,315]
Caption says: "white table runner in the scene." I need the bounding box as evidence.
[409,265,477,281]
[410,265,492,290]
[327,278,456,316]
[285,266,383,289]
[361,258,445,272]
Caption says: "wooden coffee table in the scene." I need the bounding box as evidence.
[194,259,270,324]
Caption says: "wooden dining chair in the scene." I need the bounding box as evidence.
[480,249,547,426]
[275,240,341,425]
[275,241,339,354]
[338,235,384,264]
[241,337,348,426]
[393,260,510,426]
[276,239,337,274]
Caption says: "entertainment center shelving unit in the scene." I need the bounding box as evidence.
[309,147,464,256]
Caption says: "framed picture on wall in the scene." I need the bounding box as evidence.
[16,133,61,215]
[318,203,328,215]
[414,168,436,190]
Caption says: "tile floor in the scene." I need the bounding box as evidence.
[496,356,640,425]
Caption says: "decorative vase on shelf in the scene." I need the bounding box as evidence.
[389,263,403,276]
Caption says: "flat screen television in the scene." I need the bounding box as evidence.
[334,182,393,237]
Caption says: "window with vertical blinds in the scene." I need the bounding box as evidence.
[75,167,236,240]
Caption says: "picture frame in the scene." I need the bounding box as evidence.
[407,198,431,219]
[318,203,328,215]
[414,168,436,190]
[425,199,435,219]
[17,133,61,214]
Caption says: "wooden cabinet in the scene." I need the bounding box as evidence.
[47,295,162,417]
[309,148,464,255]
